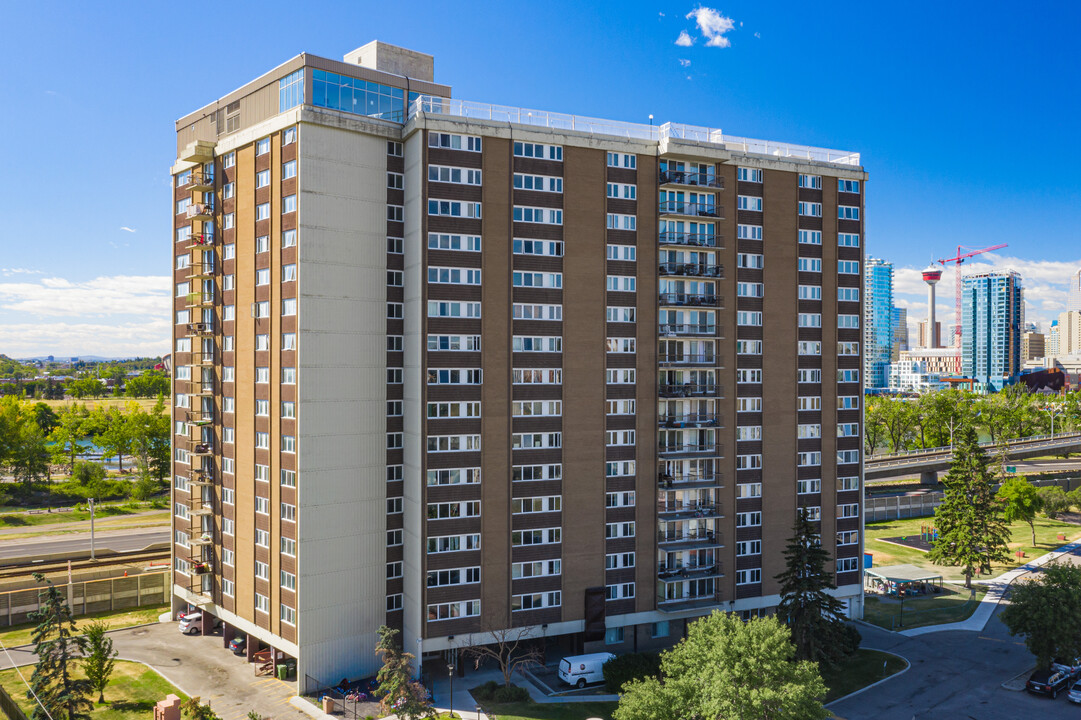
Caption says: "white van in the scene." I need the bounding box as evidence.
[558,652,615,688]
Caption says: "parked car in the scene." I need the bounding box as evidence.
[1027,668,1072,698]
[558,653,615,689]
[178,612,203,635]
[1053,657,1081,679]
[229,635,247,655]
[1068,679,1081,704]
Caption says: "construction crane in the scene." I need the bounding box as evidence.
[937,243,1008,357]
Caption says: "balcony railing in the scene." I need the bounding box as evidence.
[658,383,717,398]
[191,561,213,575]
[186,322,214,335]
[659,262,724,278]
[659,324,717,337]
[658,201,721,218]
[188,233,215,246]
[657,562,723,580]
[658,293,719,307]
[191,442,213,456]
[658,443,717,456]
[186,292,214,307]
[186,173,214,190]
[657,529,722,546]
[188,470,213,485]
[659,171,723,189]
[658,231,719,248]
[659,413,720,428]
[658,354,715,367]
[185,203,214,220]
[657,502,721,518]
[658,473,721,488]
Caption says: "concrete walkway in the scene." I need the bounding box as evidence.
[898,540,1081,637]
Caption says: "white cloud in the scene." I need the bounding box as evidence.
[119,226,137,233]
[675,30,694,46]
[0,268,43,277]
[754,31,761,39]
[0,319,170,359]
[659,11,666,16]
[0,274,171,318]
[891,255,1081,336]
[686,6,735,48]
[679,58,692,67]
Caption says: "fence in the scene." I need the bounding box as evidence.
[0,680,29,720]
[866,476,1079,522]
[0,571,169,627]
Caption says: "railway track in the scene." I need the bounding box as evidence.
[0,550,170,579]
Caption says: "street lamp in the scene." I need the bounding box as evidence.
[1046,404,1060,439]
[447,664,454,718]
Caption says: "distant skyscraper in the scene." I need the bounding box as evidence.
[891,307,908,361]
[864,257,894,389]
[1068,269,1081,313]
[1049,320,1060,357]
[921,266,942,348]
[1021,332,1045,362]
[917,320,941,349]
[1058,310,1081,356]
[961,271,1023,389]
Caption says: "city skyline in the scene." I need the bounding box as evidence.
[0,1,1079,357]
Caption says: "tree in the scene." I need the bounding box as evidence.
[32,403,60,435]
[182,697,222,720]
[129,398,170,481]
[863,397,888,456]
[82,620,117,703]
[927,421,1011,588]
[96,407,134,473]
[464,625,544,688]
[10,419,50,488]
[775,509,854,666]
[1000,562,1081,670]
[997,476,1042,546]
[48,406,91,472]
[916,389,974,449]
[614,612,829,720]
[125,370,170,398]
[28,574,92,720]
[375,625,431,720]
[881,398,918,452]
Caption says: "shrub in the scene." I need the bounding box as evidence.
[1038,486,1070,518]
[491,685,529,703]
[471,680,500,701]
[836,623,861,657]
[602,652,662,693]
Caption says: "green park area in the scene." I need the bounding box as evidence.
[0,605,169,648]
[0,660,186,720]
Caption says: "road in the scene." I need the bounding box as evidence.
[831,545,1081,719]
[0,528,169,561]
[869,456,1081,484]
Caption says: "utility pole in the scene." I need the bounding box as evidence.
[89,498,96,560]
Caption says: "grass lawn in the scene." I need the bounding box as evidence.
[35,398,159,411]
[821,649,907,703]
[0,660,186,720]
[865,515,1081,583]
[0,605,169,648]
[471,690,617,720]
[862,585,986,630]
[0,503,161,528]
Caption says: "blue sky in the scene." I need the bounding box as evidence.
[0,1,1078,357]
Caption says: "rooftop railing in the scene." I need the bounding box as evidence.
[409,96,861,166]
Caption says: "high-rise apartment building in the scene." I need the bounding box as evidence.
[961,271,1023,390]
[170,41,866,690]
[1021,331,1045,362]
[1048,320,1060,357]
[1068,269,1081,313]
[917,320,942,349]
[863,258,892,390]
[1058,311,1081,357]
[891,307,907,361]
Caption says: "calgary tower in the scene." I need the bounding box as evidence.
[921,266,942,348]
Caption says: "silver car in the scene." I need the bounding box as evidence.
[1069,680,1081,704]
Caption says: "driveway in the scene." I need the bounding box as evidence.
[831,545,1081,719]
[0,621,307,720]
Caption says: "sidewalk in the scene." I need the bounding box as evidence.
[898,540,1081,637]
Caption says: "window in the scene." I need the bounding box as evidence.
[387,171,404,188]
[651,621,669,638]
[737,196,763,212]
[255,529,269,547]
[606,244,636,261]
[798,257,822,273]
[838,449,861,464]
[798,201,822,217]
[838,287,860,302]
[838,233,860,247]
[737,167,762,182]
[838,341,859,356]
[281,502,296,522]
[737,397,763,412]
[838,260,860,274]
[255,432,269,449]
[512,592,562,612]
[798,478,822,494]
[736,454,762,470]
[736,568,762,585]
[737,311,763,326]
[428,267,482,284]
[428,200,481,218]
[514,206,562,224]
[256,170,270,188]
[838,423,859,437]
[798,451,822,467]
[737,540,762,556]
[513,336,562,352]
[282,229,297,248]
[737,511,762,527]
[798,313,822,328]
[837,557,860,573]
[736,340,762,355]
[605,368,635,384]
[798,396,822,411]
[514,173,562,192]
[428,301,483,319]
[798,341,822,355]
[605,584,635,601]
[387,562,403,579]
[255,561,269,580]
[606,213,637,230]
[280,605,296,625]
[606,275,635,292]
[605,552,636,569]
[607,152,636,168]
[838,503,860,519]
[737,224,763,240]
[428,600,481,621]
[427,335,481,352]
[838,179,860,193]
[512,528,562,546]
[283,195,297,213]
[430,133,482,152]
[838,530,859,546]
[223,182,234,199]
[798,285,822,300]
[736,426,762,441]
[514,271,563,288]
[388,205,403,222]
[838,205,860,220]
[513,142,562,160]
[282,298,297,316]
[736,282,764,298]
[256,137,271,156]
[428,233,481,251]
[798,229,822,245]
[514,464,563,482]
[736,369,762,383]
[255,399,269,416]
[388,141,403,156]
[798,174,822,189]
[839,476,859,492]
[606,182,636,199]
[282,435,296,453]
[256,203,270,221]
[515,304,562,321]
[282,126,297,145]
[737,253,763,269]
[798,424,822,439]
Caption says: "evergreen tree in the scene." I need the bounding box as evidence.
[775,508,853,665]
[375,625,431,720]
[82,620,117,703]
[927,421,1011,588]
[28,573,91,720]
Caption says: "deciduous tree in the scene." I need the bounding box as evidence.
[928,421,1011,588]
[997,476,1042,546]
[1000,562,1081,670]
[614,612,829,720]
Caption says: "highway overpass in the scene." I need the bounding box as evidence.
[865,432,1081,482]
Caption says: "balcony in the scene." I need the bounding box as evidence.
[659,262,724,278]
[659,323,716,337]
[189,534,213,547]
[191,442,213,456]
[657,562,724,580]
[659,171,723,189]
[188,233,215,247]
[658,354,716,367]
[659,413,720,429]
[657,502,722,520]
[657,530,723,550]
[186,322,214,336]
[188,472,212,486]
[658,293,720,308]
[191,383,214,397]
[658,231,719,248]
[657,594,724,612]
[189,505,213,517]
[179,140,215,165]
[658,473,722,490]
[658,201,722,219]
[191,561,213,575]
[658,443,717,458]
[186,292,214,308]
[658,383,717,398]
[185,203,214,221]
[187,173,214,191]
[188,264,214,280]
